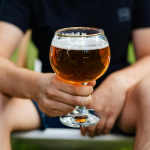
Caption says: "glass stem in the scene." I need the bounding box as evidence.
[73,83,88,114]
[74,106,87,114]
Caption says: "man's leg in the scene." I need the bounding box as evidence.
[0,93,41,150]
[116,76,150,150]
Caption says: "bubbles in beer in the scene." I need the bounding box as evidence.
[50,38,110,83]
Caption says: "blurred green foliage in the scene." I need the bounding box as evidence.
[127,43,136,64]
[11,139,43,150]
[11,39,38,70]
[11,42,135,150]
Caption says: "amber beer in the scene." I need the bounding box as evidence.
[50,40,110,83]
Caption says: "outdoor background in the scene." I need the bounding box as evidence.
[11,40,136,150]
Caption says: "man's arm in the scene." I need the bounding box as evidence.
[0,21,39,99]
[81,28,150,137]
[0,21,23,58]
[0,22,94,117]
[119,28,150,85]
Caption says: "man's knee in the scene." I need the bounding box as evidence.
[117,77,150,133]
[1,93,41,132]
[134,76,150,106]
[0,93,14,132]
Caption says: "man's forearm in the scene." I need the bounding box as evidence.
[0,56,41,99]
[117,56,150,86]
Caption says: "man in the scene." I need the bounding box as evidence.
[0,0,150,150]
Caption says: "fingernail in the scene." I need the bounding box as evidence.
[103,129,109,135]
[89,133,94,138]
[82,132,85,136]
[96,131,101,135]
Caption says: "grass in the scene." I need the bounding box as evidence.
[11,139,44,150]
[11,41,135,150]
[127,43,136,64]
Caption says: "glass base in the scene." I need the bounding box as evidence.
[60,108,101,128]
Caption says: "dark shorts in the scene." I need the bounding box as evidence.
[32,100,71,129]
[32,100,134,136]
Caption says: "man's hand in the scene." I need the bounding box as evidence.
[34,73,96,117]
[81,72,131,137]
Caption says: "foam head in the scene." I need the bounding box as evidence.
[52,32,109,50]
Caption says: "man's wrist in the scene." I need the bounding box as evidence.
[111,69,136,89]
[27,71,43,101]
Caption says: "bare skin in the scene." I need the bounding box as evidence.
[0,21,150,150]
[0,21,95,150]
[118,76,150,149]
[81,75,150,150]
[0,95,41,150]
[80,28,150,150]
[0,22,95,117]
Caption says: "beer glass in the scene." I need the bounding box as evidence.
[50,27,110,128]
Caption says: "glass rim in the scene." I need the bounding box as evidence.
[55,27,104,37]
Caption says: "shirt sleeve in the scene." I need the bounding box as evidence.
[0,0,32,32]
[132,0,150,29]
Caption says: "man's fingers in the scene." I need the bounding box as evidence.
[51,100,75,113]
[47,90,92,106]
[56,77,93,96]
[86,125,96,137]
[102,115,116,135]
[95,114,107,135]
[80,127,86,136]
[41,100,75,117]
[87,81,96,87]
[44,109,65,117]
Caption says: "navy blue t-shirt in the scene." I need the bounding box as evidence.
[0,0,150,87]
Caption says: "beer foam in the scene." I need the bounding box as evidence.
[52,37,109,50]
